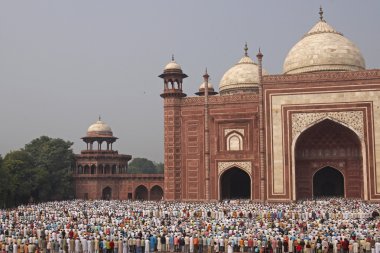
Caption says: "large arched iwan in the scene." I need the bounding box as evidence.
[295,119,362,200]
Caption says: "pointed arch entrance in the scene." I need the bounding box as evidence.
[102,186,112,200]
[313,166,344,198]
[150,185,164,201]
[220,167,251,200]
[135,185,148,200]
[295,119,362,200]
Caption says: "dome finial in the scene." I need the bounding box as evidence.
[99,115,101,121]
[244,42,249,56]
[319,6,324,21]
[256,47,263,59]
[171,54,175,61]
[203,67,209,82]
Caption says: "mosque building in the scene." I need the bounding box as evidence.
[159,8,380,202]
[74,9,380,202]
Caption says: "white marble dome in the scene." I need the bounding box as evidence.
[283,19,365,74]
[87,119,113,136]
[219,54,268,95]
[164,61,181,71]
[164,56,182,71]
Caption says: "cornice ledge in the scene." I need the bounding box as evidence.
[263,69,380,84]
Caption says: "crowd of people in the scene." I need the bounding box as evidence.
[1,198,380,253]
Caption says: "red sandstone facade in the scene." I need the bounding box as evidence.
[160,64,380,202]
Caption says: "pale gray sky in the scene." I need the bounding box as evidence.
[0,1,379,163]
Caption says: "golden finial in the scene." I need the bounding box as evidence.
[98,115,101,121]
[244,42,249,56]
[171,54,175,61]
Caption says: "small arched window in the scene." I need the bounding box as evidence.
[78,165,83,174]
[227,133,243,151]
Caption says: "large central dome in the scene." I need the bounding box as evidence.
[219,45,267,95]
[283,10,365,74]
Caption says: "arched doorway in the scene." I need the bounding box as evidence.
[135,185,148,200]
[295,119,362,200]
[150,185,164,200]
[220,167,251,200]
[102,187,112,200]
[313,166,344,198]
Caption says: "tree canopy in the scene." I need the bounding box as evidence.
[0,136,75,208]
[128,157,164,174]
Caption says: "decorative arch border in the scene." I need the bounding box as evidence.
[217,161,252,177]
[291,111,364,142]
[224,128,245,136]
[290,111,367,201]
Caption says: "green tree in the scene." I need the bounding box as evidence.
[129,157,155,170]
[3,150,37,206]
[0,136,75,207]
[128,158,164,174]
[23,136,75,201]
[155,162,164,173]
[0,155,12,208]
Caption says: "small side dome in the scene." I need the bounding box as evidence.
[219,44,268,95]
[195,81,218,96]
[199,81,214,90]
[283,8,365,74]
[87,118,113,137]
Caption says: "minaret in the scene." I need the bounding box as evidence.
[159,56,187,200]
[256,49,266,202]
[203,69,210,200]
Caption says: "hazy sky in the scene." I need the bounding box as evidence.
[0,1,379,163]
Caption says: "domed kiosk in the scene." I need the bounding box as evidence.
[283,8,365,74]
[159,56,188,98]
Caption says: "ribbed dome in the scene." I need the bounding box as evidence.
[87,119,113,137]
[219,50,268,95]
[283,17,365,74]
